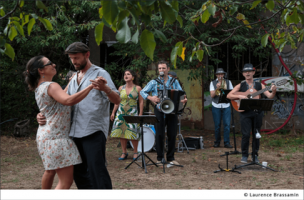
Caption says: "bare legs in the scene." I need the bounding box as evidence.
[41,165,74,189]
[55,165,74,189]
[120,138,128,158]
[130,140,139,159]
[42,170,56,189]
[120,138,139,159]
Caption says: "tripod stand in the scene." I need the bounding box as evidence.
[234,99,276,172]
[123,115,159,173]
[176,114,195,153]
[214,152,241,174]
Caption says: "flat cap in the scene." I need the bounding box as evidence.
[65,42,90,54]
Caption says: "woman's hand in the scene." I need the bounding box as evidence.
[90,76,108,91]
[110,113,115,121]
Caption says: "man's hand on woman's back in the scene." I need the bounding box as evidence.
[37,113,46,125]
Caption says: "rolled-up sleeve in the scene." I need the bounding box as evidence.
[98,71,119,99]
[140,80,155,100]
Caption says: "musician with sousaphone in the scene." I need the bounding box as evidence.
[210,68,234,148]
[227,63,277,164]
[140,61,187,167]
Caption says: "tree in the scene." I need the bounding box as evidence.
[0,0,54,60]
[93,0,304,68]
[2,1,303,64]
[0,0,100,129]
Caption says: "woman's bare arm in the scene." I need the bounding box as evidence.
[47,82,93,106]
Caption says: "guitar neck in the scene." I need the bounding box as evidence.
[251,85,271,98]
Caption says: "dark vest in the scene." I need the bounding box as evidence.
[239,81,262,115]
[240,81,262,92]
[211,79,231,104]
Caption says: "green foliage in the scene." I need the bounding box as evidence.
[0,0,100,130]
[0,0,54,60]
[140,29,156,61]
[115,17,131,43]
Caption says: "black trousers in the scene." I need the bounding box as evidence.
[154,108,178,162]
[240,111,263,158]
[73,131,112,189]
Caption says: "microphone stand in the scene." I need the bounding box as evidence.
[161,74,183,172]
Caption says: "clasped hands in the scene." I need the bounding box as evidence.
[90,76,108,91]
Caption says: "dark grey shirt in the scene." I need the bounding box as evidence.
[67,65,118,139]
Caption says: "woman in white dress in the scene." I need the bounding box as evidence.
[24,55,98,189]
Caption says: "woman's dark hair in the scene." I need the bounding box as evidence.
[124,69,138,85]
[23,55,45,91]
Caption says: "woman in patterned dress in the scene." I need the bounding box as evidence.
[24,56,98,189]
[110,69,143,160]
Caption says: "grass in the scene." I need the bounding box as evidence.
[255,181,262,187]
[125,183,135,187]
[181,126,191,130]
[262,134,304,148]
[2,157,18,162]
[201,153,206,160]
[283,146,299,153]
[270,178,278,184]
[284,154,292,161]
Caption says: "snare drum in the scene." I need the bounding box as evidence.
[130,125,156,152]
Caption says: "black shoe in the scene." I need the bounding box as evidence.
[224,144,233,148]
[213,143,220,148]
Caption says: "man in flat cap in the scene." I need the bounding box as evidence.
[168,71,184,90]
[37,42,121,189]
[227,63,276,164]
[210,68,234,148]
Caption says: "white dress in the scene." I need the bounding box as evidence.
[35,82,81,170]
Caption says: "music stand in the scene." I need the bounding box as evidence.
[218,89,241,155]
[234,99,276,172]
[123,115,159,173]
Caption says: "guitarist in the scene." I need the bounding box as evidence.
[210,68,234,148]
[227,64,276,164]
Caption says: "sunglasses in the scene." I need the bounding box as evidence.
[43,61,54,67]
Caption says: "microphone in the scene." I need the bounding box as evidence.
[159,71,164,77]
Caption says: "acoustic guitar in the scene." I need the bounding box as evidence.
[231,79,288,112]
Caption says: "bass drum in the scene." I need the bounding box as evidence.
[130,125,155,152]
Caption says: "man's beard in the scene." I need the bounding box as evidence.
[75,60,87,71]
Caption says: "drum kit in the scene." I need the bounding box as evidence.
[130,124,156,153]
[129,111,194,154]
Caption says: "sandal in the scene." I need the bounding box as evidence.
[118,153,128,160]
[133,152,138,161]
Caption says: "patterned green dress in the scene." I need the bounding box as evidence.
[110,85,140,140]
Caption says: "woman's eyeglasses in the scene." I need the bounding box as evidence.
[43,61,54,67]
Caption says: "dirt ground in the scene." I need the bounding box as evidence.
[1,129,303,190]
